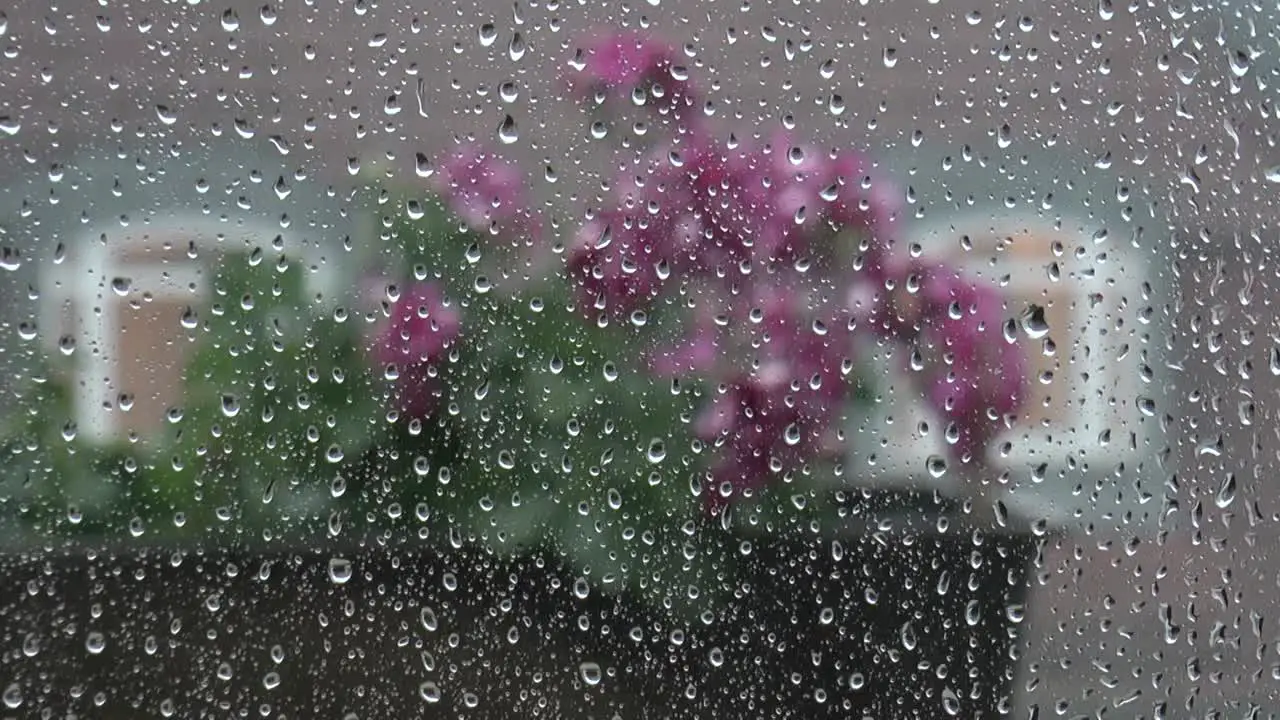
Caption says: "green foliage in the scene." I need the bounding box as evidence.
[0,186,876,620]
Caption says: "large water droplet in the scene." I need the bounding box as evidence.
[497,115,518,144]
[420,607,439,632]
[579,662,602,686]
[783,423,801,446]
[2,684,22,709]
[1020,304,1050,339]
[420,681,442,703]
[328,558,353,584]
[900,621,917,651]
[646,438,667,464]
[1215,473,1237,509]
[220,394,240,418]
[508,31,526,62]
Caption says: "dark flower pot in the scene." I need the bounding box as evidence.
[1,523,1037,719]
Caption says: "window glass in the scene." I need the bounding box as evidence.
[0,1,1263,717]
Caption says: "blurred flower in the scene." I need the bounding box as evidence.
[684,136,782,269]
[693,288,850,514]
[433,144,525,230]
[647,304,720,376]
[566,29,694,118]
[372,282,463,419]
[848,253,928,340]
[911,272,1025,462]
[566,212,669,321]
[765,131,899,248]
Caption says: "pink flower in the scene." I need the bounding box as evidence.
[693,290,849,514]
[684,136,783,268]
[566,29,695,117]
[766,132,904,251]
[432,144,526,230]
[371,282,463,419]
[911,273,1025,461]
[647,304,720,376]
[566,212,668,320]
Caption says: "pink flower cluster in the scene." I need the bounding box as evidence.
[558,32,1025,512]
[370,29,1027,514]
[565,130,896,323]
[854,256,1027,461]
[368,283,462,421]
[431,144,526,233]
[566,29,697,123]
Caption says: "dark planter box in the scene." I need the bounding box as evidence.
[1,523,1037,719]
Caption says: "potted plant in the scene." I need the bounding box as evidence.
[0,28,1040,717]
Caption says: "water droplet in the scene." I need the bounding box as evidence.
[965,599,981,626]
[328,558,353,584]
[331,474,347,498]
[1021,305,1050,339]
[0,117,22,136]
[1137,396,1156,417]
[85,632,106,655]
[420,607,439,632]
[646,438,667,464]
[497,115,518,144]
[2,684,21,709]
[263,671,280,690]
[783,423,801,446]
[0,246,21,271]
[1230,50,1251,78]
[579,662,602,686]
[420,681,442,703]
[1215,473,1237,509]
[478,23,497,47]
[926,455,948,478]
[220,394,240,418]
[508,31,526,62]
[900,621,917,651]
[414,152,433,179]
[997,123,1013,148]
[497,450,516,470]
[1265,166,1280,184]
